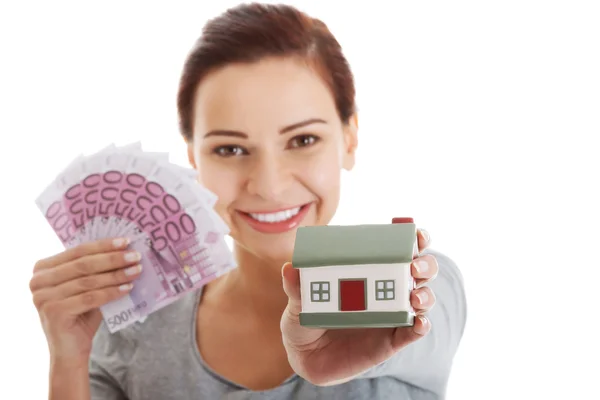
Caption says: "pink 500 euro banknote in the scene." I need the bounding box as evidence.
[35,142,236,333]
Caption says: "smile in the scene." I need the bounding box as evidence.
[238,203,312,234]
[248,207,301,223]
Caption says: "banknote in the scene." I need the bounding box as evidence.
[35,142,236,333]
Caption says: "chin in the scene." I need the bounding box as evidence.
[258,238,296,264]
[230,230,296,265]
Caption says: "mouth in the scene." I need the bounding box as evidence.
[237,203,313,234]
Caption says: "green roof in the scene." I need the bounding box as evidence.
[292,223,416,268]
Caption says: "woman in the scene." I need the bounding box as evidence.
[30,3,467,399]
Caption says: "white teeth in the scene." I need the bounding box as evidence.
[249,207,301,223]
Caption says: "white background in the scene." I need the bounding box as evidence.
[1,1,598,398]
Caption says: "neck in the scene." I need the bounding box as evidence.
[219,243,290,320]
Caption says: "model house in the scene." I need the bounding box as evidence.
[292,218,418,328]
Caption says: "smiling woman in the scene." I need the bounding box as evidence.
[185,51,358,263]
[30,3,467,400]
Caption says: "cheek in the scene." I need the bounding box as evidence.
[197,160,241,210]
[300,152,342,200]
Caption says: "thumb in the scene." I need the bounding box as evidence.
[281,262,302,318]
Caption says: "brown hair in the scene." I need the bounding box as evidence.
[176,2,356,142]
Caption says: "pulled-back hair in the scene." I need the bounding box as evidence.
[176,2,356,141]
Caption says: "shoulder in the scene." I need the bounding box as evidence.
[427,248,465,282]
[358,248,467,394]
[90,289,201,372]
[418,247,468,348]
[88,290,208,398]
[425,248,466,297]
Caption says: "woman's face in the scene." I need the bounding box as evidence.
[188,56,357,263]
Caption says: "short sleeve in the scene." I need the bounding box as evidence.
[357,250,468,396]
[88,323,132,400]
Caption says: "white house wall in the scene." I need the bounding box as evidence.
[299,263,412,313]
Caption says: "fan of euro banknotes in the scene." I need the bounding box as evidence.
[34,142,236,333]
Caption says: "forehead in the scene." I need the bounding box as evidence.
[192,57,339,134]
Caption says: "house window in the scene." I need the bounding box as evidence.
[310,281,330,302]
[375,280,395,300]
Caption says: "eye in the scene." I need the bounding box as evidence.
[288,134,320,149]
[213,145,247,157]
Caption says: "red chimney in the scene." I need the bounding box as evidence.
[392,217,414,224]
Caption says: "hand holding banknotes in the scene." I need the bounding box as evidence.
[280,228,439,385]
[29,238,141,367]
[30,142,236,368]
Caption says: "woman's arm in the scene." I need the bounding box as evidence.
[47,323,131,400]
[47,340,129,400]
[49,361,91,400]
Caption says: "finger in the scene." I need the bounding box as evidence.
[53,283,135,317]
[411,254,439,287]
[392,315,431,349]
[410,286,436,314]
[417,229,431,252]
[33,237,131,272]
[412,315,431,336]
[32,264,142,309]
[30,249,142,291]
[281,262,302,318]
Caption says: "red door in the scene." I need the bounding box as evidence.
[339,279,366,311]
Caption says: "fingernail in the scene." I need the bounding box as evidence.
[113,238,130,248]
[282,262,291,277]
[420,229,430,242]
[124,264,142,276]
[414,260,429,274]
[413,315,429,335]
[124,251,141,262]
[119,283,133,292]
[416,290,429,305]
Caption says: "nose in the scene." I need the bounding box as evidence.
[246,153,292,201]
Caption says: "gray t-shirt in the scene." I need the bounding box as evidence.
[89,249,467,399]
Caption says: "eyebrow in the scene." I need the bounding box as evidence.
[203,118,327,139]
